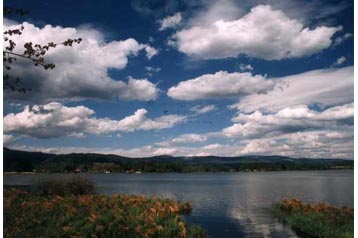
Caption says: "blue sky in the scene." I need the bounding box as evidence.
[3,0,354,158]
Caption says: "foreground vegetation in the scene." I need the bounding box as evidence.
[33,175,95,196]
[272,198,353,238]
[4,177,205,238]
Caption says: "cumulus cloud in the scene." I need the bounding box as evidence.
[3,21,159,102]
[4,102,186,138]
[222,103,353,139]
[190,104,217,115]
[158,12,182,31]
[167,71,274,100]
[120,77,159,100]
[231,66,353,113]
[172,5,340,60]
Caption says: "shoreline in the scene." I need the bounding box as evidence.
[4,168,354,175]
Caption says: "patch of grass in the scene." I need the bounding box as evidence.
[33,175,95,196]
[4,189,206,238]
[272,198,353,238]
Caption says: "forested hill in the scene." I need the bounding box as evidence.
[3,147,353,173]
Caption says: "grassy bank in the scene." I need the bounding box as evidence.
[4,189,205,238]
[272,198,353,238]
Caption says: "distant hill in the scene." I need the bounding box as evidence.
[4,147,54,172]
[3,147,353,173]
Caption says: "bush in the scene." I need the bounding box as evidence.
[4,189,206,238]
[188,225,207,238]
[272,198,353,238]
[33,175,95,196]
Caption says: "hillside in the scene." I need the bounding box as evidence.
[3,147,353,173]
[4,147,54,172]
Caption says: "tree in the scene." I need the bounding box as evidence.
[3,7,82,92]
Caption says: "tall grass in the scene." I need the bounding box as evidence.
[272,198,353,238]
[33,175,95,196]
[4,189,206,238]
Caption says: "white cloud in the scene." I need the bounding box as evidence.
[189,0,243,27]
[336,56,347,65]
[239,64,254,72]
[4,102,186,138]
[333,33,353,47]
[145,66,161,72]
[154,102,353,159]
[167,71,274,100]
[145,66,161,76]
[10,128,353,159]
[203,143,224,150]
[4,21,159,102]
[331,56,346,67]
[172,5,340,60]
[158,13,182,31]
[237,130,353,159]
[172,134,207,144]
[152,147,177,156]
[231,66,353,113]
[120,77,159,100]
[222,103,353,139]
[144,45,159,59]
[240,139,284,155]
[190,104,217,115]
[155,133,208,147]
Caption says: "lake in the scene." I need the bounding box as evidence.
[4,170,353,238]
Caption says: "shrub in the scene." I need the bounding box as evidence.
[33,175,95,196]
[4,189,206,238]
[272,198,353,238]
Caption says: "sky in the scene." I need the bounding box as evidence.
[3,0,354,159]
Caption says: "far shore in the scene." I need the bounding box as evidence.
[4,168,354,175]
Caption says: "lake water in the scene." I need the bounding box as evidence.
[4,170,353,238]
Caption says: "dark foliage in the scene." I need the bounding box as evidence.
[4,147,353,173]
[33,175,95,196]
[3,147,53,172]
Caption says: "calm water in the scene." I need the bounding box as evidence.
[4,170,353,238]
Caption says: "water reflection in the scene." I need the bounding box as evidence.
[4,170,353,238]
